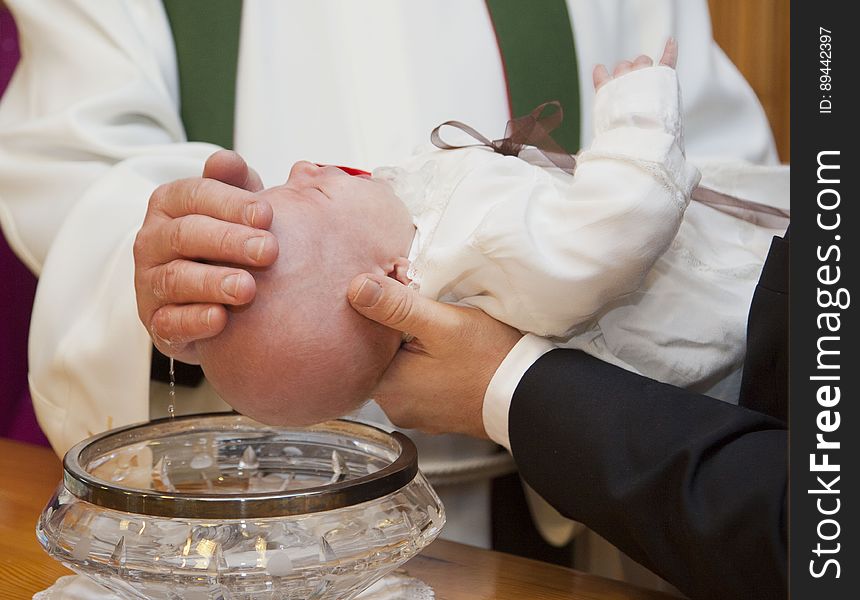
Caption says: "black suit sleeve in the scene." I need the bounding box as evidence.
[509,349,786,600]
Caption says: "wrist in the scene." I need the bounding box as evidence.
[593,65,680,137]
[482,334,556,451]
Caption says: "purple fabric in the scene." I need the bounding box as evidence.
[1,8,17,90]
[1,8,49,446]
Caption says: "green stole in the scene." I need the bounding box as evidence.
[162,0,242,149]
[162,0,581,153]
[485,0,580,152]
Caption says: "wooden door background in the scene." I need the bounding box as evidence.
[709,0,790,162]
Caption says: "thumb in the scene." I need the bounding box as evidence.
[347,273,458,338]
[203,150,264,192]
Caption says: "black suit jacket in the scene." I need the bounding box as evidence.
[509,231,788,600]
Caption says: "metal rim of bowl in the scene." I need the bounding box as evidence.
[62,414,419,519]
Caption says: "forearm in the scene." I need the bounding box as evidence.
[508,348,786,600]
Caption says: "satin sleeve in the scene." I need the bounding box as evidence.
[464,67,700,338]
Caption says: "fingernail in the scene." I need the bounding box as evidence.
[245,236,267,261]
[244,202,257,225]
[351,278,382,308]
[201,307,214,328]
[221,274,241,298]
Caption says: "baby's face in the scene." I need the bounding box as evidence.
[197,162,415,426]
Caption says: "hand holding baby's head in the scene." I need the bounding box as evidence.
[197,162,415,425]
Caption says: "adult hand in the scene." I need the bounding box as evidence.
[592,37,678,90]
[347,273,522,438]
[133,150,278,363]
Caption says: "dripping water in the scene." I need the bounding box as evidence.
[167,357,176,420]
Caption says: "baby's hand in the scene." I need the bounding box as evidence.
[592,38,678,91]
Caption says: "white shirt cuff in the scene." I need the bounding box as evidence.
[482,334,556,451]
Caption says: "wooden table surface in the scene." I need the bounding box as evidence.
[0,438,675,600]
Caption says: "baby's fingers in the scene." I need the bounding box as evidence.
[594,39,675,92]
[632,55,653,70]
[592,64,611,90]
[659,38,678,68]
[612,60,634,77]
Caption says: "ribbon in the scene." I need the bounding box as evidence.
[430,101,789,228]
[430,101,577,174]
[690,186,789,229]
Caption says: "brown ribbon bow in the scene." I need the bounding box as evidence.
[430,101,577,174]
[430,101,789,228]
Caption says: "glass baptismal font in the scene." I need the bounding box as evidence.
[37,415,444,599]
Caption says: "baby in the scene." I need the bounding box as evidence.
[198,162,415,425]
[197,51,785,426]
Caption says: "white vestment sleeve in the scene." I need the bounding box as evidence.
[0,0,218,455]
[464,67,700,338]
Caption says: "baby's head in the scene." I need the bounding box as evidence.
[197,162,415,425]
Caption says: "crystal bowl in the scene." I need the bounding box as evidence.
[37,414,445,599]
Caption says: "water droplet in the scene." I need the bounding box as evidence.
[167,357,176,419]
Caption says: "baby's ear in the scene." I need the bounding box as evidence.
[387,257,412,286]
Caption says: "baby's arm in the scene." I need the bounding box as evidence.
[467,44,700,338]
